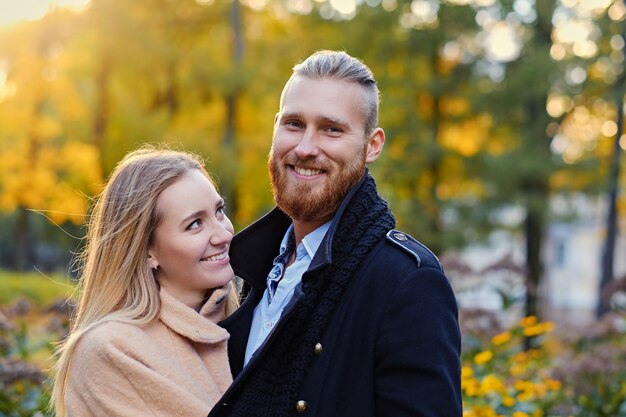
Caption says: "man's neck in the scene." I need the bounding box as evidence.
[292,217,332,246]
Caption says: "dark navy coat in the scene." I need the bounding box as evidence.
[210,207,462,417]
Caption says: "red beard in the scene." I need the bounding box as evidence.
[268,151,366,223]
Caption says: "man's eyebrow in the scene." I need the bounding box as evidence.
[278,111,304,121]
[316,115,349,127]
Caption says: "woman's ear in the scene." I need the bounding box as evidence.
[365,128,385,163]
[147,253,159,270]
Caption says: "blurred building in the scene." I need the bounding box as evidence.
[444,194,626,326]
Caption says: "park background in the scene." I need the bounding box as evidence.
[0,0,625,415]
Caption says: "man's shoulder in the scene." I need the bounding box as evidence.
[381,229,443,272]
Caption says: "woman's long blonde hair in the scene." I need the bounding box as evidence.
[50,147,238,417]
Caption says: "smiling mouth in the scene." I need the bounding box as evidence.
[292,166,324,177]
[201,252,228,262]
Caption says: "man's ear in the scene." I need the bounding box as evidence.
[365,128,385,163]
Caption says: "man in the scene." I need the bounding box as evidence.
[211,50,461,417]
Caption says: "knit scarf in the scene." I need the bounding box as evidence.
[230,173,395,416]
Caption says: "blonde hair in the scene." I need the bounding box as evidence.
[50,147,238,417]
[284,50,380,136]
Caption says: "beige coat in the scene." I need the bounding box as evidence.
[66,286,233,417]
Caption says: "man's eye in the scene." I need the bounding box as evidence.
[325,126,343,135]
[285,120,303,128]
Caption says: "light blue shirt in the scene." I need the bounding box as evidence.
[244,221,331,366]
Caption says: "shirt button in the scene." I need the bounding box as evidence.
[264,321,273,330]
[295,400,308,413]
[314,342,323,355]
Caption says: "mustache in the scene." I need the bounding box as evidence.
[282,155,330,172]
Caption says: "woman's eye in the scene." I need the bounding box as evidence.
[187,219,202,230]
[216,206,226,218]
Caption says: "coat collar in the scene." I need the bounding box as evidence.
[158,285,230,344]
[229,170,371,289]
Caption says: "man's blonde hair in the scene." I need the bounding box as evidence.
[281,50,380,136]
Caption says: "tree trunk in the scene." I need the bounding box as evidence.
[93,53,110,175]
[222,0,243,216]
[597,23,626,317]
[524,201,544,319]
[13,207,32,271]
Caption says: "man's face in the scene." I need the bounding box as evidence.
[269,76,374,223]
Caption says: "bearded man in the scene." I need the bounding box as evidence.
[210,50,462,417]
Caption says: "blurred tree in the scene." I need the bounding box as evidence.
[0,14,101,270]
[486,0,559,322]
[593,0,626,317]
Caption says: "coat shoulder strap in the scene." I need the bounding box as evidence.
[385,230,443,271]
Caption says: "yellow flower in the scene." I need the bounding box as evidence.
[463,378,481,396]
[513,412,529,417]
[515,380,532,391]
[523,322,555,337]
[517,390,534,402]
[15,383,24,394]
[502,396,516,407]
[491,331,512,346]
[510,363,526,376]
[519,316,537,327]
[480,374,505,394]
[462,365,474,379]
[474,350,494,365]
[532,410,544,417]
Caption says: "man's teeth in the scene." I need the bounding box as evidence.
[294,167,322,176]
[203,252,227,262]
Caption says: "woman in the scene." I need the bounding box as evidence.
[51,147,237,417]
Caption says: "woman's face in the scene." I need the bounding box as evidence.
[149,169,234,308]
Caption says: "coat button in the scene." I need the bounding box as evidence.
[295,400,308,413]
[314,342,323,355]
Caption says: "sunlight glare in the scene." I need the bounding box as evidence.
[608,1,626,21]
[329,0,357,15]
[565,65,587,85]
[0,0,91,26]
[51,0,90,9]
[577,0,612,15]
[287,0,313,14]
[554,20,592,44]
[601,120,618,137]
[241,0,267,11]
[0,0,49,26]
[410,0,439,25]
[550,43,567,60]
[572,40,597,58]
[484,22,521,62]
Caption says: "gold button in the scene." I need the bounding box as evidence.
[295,400,308,413]
[314,342,323,355]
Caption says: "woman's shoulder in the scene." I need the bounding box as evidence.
[74,320,150,360]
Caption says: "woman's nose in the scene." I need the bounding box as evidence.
[210,220,234,246]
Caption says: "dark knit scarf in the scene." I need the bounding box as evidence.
[231,173,395,417]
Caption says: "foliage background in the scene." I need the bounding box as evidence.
[1,0,626,416]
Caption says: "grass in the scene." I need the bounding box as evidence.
[0,270,75,306]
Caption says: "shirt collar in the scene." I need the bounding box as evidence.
[279,221,332,260]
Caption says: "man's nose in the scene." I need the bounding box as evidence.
[294,128,320,158]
